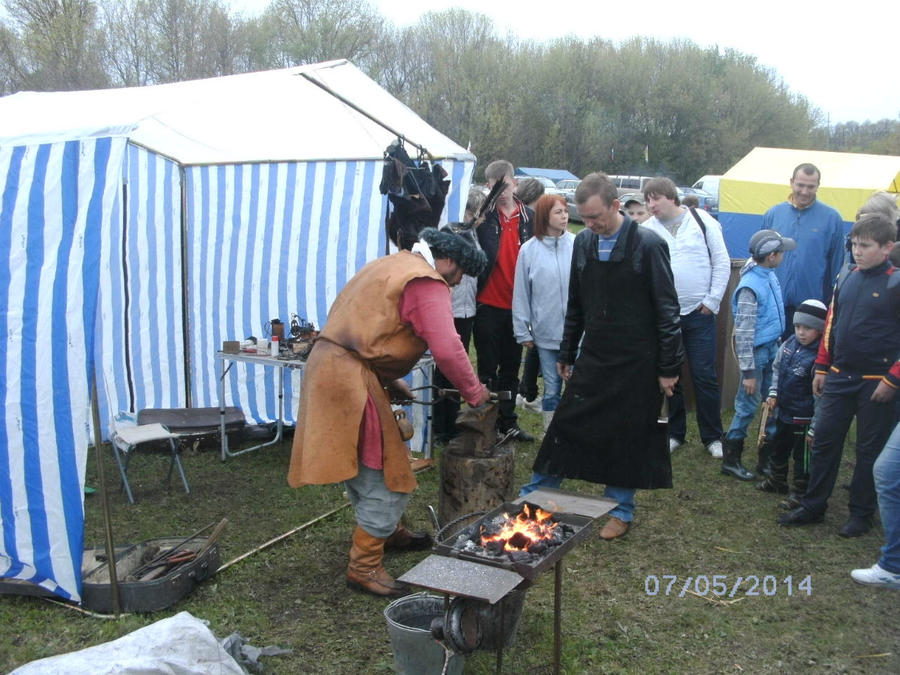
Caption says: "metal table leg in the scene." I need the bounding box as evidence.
[222,361,285,459]
[554,560,562,675]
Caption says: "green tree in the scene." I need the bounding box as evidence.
[263,0,384,68]
[2,0,109,91]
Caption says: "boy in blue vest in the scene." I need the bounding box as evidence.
[758,299,827,504]
[722,230,795,480]
[779,213,900,536]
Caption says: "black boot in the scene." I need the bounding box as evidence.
[755,440,774,478]
[757,462,788,493]
[721,438,755,481]
[781,467,809,509]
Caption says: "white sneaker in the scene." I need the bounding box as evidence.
[523,398,542,413]
[668,437,683,453]
[706,440,724,458]
[516,393,542,413]
[850,563,900,589]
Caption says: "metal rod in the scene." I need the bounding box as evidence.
[554,560,562,675]
[91,376,120,616]
[300,72,430,157]
[216,502,350,573]
[496,596,505,675]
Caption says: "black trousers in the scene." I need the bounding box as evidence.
[473,303,521,427]
[800,378,894,518]
[771,418,811,488]
[432,316,474,440]
[518,347,540,401]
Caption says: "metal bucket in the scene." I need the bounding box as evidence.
[384,593,464,675]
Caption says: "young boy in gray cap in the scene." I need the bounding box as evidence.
[758,299,827,504]
[722,229,795,481]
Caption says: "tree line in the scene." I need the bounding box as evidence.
[1,0,897,184]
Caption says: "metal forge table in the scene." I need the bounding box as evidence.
[399,488,617,674]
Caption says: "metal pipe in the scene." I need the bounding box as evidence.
[91,376,120,616]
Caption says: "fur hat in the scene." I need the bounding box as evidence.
[419,227,487,277]
[793,299,827,331]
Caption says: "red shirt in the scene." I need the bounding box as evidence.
[477,209,521,309]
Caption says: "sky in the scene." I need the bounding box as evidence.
[228,0,900,126]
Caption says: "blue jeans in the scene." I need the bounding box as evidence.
[519,474,636,522]
[875,423,900,573]
[667,309,723,445]
[536,346,562,411]
[725,341,778,441]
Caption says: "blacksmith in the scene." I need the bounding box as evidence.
[523,173,684,539]
[287,228,489,597]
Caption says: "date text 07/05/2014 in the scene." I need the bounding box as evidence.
[644,574,812,598]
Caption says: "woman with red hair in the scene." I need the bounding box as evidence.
[512,193,575,441]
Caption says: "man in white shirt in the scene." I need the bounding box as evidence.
[642,177,731,458]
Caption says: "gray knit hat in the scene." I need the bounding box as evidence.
[793,299,827,331]
[749,229,796,258]
[419,227,487,277]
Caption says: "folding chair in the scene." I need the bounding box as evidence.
[110,422,190,504]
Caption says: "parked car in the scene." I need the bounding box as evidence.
[565,191,582,222]
[680,186,719,219]
[555,179,581,195]
[691,175,721,202]
[524,175,559,192]
[607,175,657,197]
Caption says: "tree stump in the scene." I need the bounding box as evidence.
[437,402,516,530]
[438,445,516,529]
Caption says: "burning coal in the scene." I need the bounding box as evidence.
[452,503,576,564]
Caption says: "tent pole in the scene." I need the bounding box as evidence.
[179,165,192,407]
[91,375,121,616]
[300,73,430,157]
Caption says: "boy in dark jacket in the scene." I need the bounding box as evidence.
[779,213,900,536]
[758,300,827,504]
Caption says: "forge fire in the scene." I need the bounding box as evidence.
[480,504,559,552]
[454,503,576,563]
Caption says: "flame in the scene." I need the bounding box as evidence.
[480,504,559,551]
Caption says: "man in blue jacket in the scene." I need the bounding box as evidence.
[762,163,845,339]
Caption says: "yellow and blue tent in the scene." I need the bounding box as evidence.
[719,147,900,256]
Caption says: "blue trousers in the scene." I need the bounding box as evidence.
[725,341,779,441]
[875,422,900,573]
[536,346,562,411]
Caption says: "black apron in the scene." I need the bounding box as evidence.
[532,243,672,489]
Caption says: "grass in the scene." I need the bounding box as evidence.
[1,408,897,674]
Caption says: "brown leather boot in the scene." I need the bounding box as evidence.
[346,526,410,598]
[384,525,433,552]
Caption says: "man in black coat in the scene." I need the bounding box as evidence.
[522,172,684,539]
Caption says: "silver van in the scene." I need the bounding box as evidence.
[607,175,657,197]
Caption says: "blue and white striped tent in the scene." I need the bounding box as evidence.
[0,61,476,601]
